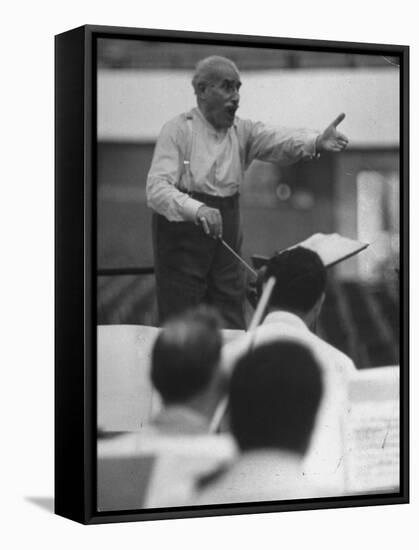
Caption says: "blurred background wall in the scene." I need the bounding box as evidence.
[96,39,400,368]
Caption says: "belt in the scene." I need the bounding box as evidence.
[189,191,239,209]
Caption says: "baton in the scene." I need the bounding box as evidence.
[198,215,257,277]
[219,238,257,278]
[247,276,276,332]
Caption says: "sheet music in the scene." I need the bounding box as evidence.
[292,233,368,267]
[344,367,399,493]
[251,232,368,269]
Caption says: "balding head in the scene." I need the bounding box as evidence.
[151,306,222,405]
[192,56,240,94]
[192,56,241,130]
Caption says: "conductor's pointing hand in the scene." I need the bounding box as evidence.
[196,205,223,239]
[316,113,349,153]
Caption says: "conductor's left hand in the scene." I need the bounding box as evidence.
[316,113,349,153]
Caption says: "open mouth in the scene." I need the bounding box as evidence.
[226,106,238,117]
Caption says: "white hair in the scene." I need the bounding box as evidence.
[192,56,239,94]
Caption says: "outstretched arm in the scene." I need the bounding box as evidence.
[316,113,349,153]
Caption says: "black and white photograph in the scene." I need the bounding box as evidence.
[4,0,417,544]
[94,31,405,515]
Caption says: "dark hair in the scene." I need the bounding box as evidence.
[264,247,326,314]
[230,340,323,455]
[151,306,222,404]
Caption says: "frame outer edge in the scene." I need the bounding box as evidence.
[55,25,88,524]
[55,25,409,525]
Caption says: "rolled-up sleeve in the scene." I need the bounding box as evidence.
[240,119,320,168]
[146,119,203,222]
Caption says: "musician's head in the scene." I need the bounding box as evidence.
[151,306,225,418]
[229,340,323,456]
[262,246,327,327]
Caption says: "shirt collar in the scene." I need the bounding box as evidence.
[263,310,309,333]
[152,405,209,435]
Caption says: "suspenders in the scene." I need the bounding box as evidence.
[181,111,241,192]
[181,114,194,193]
[185,114,193,162]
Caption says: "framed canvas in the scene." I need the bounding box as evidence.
[55,24,409,524]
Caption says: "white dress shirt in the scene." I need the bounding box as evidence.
[191,448,332,505]
[146,107,319,222]
[221,310,356,493]
[98,419,236,510]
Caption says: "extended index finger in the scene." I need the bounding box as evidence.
[329,112,346,129]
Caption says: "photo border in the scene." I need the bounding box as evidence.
[55,24,409,524]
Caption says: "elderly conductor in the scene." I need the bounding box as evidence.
[147,56,348,329]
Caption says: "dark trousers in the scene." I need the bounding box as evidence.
[152,193,246,329]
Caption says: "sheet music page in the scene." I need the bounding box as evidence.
[252,233,368,268]
[344,367,399,493]
[297,233,368,267]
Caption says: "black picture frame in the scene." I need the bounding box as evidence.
[55,24,409,525]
